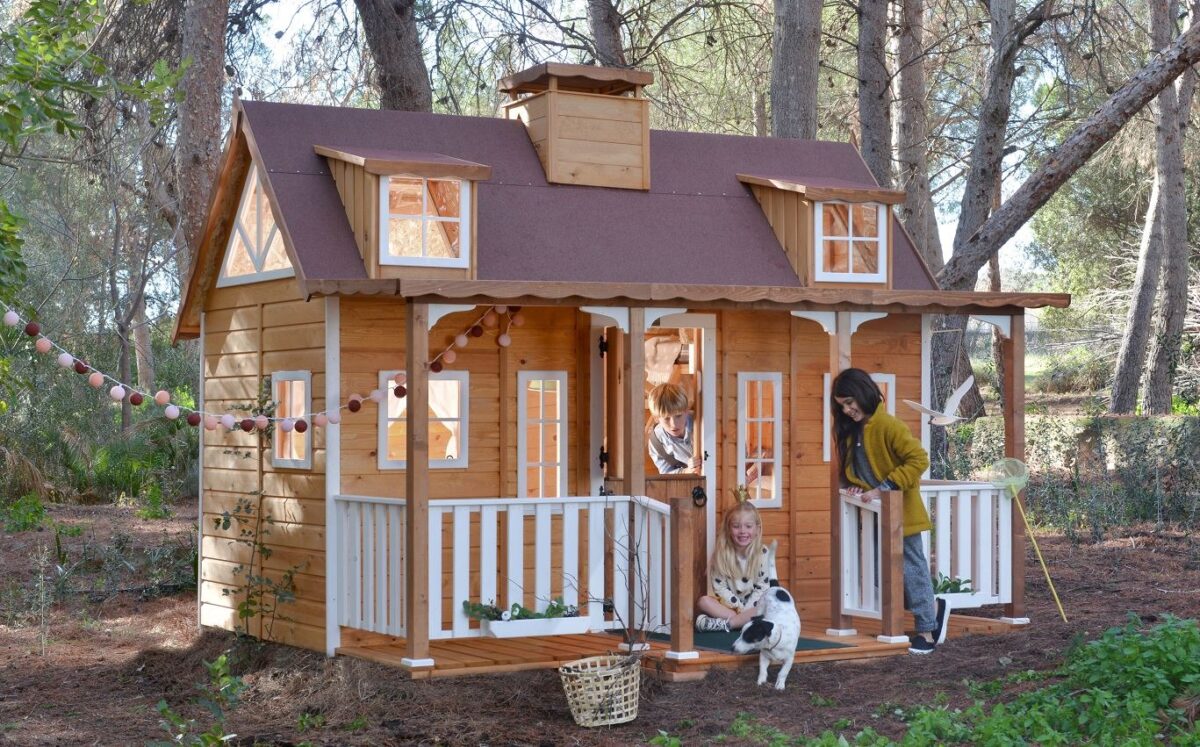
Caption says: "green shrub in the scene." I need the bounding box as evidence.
[1033,348,1111,393]
[3,493,46,531]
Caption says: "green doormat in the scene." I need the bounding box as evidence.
[611,629,850,654]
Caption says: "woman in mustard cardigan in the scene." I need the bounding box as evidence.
[831,368,950,654]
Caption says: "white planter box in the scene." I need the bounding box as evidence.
[939,591,981,609]
[481,616,592,638]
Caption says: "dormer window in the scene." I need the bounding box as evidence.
[380,176,470,268]
[814,201,887,283]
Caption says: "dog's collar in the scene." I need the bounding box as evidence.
[766,626,783,651]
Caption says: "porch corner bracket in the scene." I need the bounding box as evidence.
[972,314,1012,339]
[876,634,909,644]
[645,307,688,329]
[848,312,888,335]
[664,650,701,661]
[581,306,629,332]
[824,627,858,637]
[790,310,836,335]
[400,657,436,669]
[429,304,475,328]
[1000,617,1031,625]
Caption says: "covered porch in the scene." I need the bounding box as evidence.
[322,298,1033,677]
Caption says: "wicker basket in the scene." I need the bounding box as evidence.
[558,655,640,727]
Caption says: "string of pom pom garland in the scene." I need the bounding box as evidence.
[1,300,524,432]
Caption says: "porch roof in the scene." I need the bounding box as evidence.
[298,277,1070,314]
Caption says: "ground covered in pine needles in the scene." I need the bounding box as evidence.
[2,503,1199,746]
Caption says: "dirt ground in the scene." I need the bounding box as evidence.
[2,503,1199,746]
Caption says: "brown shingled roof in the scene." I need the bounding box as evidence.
[237,100,938,293]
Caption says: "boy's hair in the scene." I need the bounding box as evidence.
[646,382,689,418]
[709,501,765,590]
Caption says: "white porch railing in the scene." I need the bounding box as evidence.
[838,481,1013,619]
[334,494,408,637]
[333,494,672,641]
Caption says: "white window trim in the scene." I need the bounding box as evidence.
[378,176,471,269]
[378,369,470,470]
[271,370,312,470]
[217,165,295,288]
[823,371,897,462]
[813,201,888,283]
[517,371,568,499]
[737,372,783,509]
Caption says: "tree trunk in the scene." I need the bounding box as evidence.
[175,0,229,270]
[937,19,1200,291]
[896,0,942,271]
[1143,0,1193,414]
[132,298,155,390]
[1110,164,1165,413]
[587,0,626,67]
[770,0,821,139]
[355,0,432,112]
[989,253,1005,409]
[856,0,892,187]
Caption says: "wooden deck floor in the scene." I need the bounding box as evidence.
[337,613,1024,680]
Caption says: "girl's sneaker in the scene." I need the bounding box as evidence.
[695,614,731,632]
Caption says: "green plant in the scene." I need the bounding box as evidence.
[152,654,246,746]
[649,730,682,746]
[344,715,368,732]
[297,711,325,732]
[214,496,300,639]
[136,483,172,520]
[932,573,973,595]
[461,596,579,622]
[3,493,46,532]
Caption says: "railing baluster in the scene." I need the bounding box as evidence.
[954,489,972,584]
[389,503,402,635]
[936,490,952,583]
[587,502,606,628]
[506,505,524,610]
[428,506,444,638]
[452,506,471,636]
[374,502,387,631]
[562,504,579,608]
[859,507,874,613]
[648,509,663,630]
[976,488,994,601]
[535,503,551,611]
[613,501,631,629]
[480,506,498,613]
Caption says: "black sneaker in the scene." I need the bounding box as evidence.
[908,635,935,655]
[932,596,952,645]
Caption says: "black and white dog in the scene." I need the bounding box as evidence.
[731,584,802,690]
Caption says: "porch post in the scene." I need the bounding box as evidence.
[667,487,699,661]
[622,307,646,641]
[827,311,855,635]
[402,300,434,668]
[1001,313,1028,623]
[878,490,907,642]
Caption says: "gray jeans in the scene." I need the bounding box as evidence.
[903,533,936,632]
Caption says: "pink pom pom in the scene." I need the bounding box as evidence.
[327,411,341,425]
[511,313,526,327]
[254,415,269,430]
[220,414,236,430]
[393,372,407,385]
[34,337,52,354]
[154,390,170,406]
[454,334,469,348]
[313,413,328,428]
[280,418,295,433]
[482,311,498,328]
[497,334,512,347]
[57,353,73,368]
[442,349,457,364]
[204,416,219,431]
[164,405,181,420]
[88,372,104,388]
[368,389,383,403]
[108,386,126,401]
[2,310,17,327]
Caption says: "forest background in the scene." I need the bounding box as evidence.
[0,0,1198,744]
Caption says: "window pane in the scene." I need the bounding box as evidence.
[852,240,879,273]
[822,203,850,237]
[429,380,461,418]
[389,178,423,215]
[852,204,878,237]
[224,228,256,277]
[542,384,558,419]
[387,218,423,258]
[825,240,850,273]
[426,220,460,259]
[241,174,263,244]
[758,381,775,417]
[525,467,541,497]
[542,466,560,498]
[541,422,558,461]
[427,180,461,219]
[388,421,407,462]
[430,421,459,461]
[261,229,291,271]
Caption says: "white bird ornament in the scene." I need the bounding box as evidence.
[903,375,974,425]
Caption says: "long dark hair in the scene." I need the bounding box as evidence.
[831,368,883,470]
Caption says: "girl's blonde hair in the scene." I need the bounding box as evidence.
[709,499,764,585]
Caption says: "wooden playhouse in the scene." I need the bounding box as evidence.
[174,63,1069,679]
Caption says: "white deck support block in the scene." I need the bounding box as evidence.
[1000,617,1031,625]
[825,627,859,636]
[877,635,909,644]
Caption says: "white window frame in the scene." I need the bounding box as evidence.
[517,371,568,499]
[813,201,888,283]
[271,370,312,470]
[823,371,897,462]
[378,176,471,269]
[378,369,469,469]
[737,372,784,509]
[217,165,295,287]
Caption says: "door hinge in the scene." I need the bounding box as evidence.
[598,335,608,357]
[598,447,609,467]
